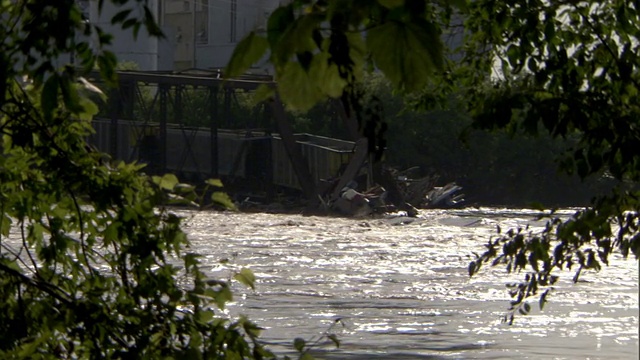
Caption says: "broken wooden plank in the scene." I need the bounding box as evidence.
[330,137,369,203]
[269,94,318,205]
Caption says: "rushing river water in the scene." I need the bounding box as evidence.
[180,207,638,359]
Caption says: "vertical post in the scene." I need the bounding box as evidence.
[175,85,183,124]
[224,88,232,128]
[174,85,185,173]
[209,86,219,177]
[159,84,168,173]
[123,80,135,120]
[270,94,318,206]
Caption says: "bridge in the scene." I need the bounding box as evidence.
[88,70,359,200]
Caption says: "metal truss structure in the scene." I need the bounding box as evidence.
[91,70,274,181]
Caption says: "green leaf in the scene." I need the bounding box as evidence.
[97,50,119,87]
[205,178,224,188]
[41,74,59,120]
[225,31,269,78]
[252,83,275,104]
[111,9,133,25]
[211,191,237,210]
[197,309,215,323]
[277,61,324,111]
[209,286,233,309]
[233,268,256,290]
[174,182,196,193]
[506,45,520,68]
[76,97,99,120]
[1,258,23,273]
[103,222,119,243]
[367,19,443,92]
[155,173,179,191]
[143,5,164,37]
[240,315,263,338]
[293,337,306,352]
[1,214,12,237]
[267,5,295,48]
[30,222,45,243]
[288,14,323,53]
[309,52,347,98]
[184,253,201,269]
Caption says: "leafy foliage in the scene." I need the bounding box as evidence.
[458,0,640,319]
[284,318,344,360]
[0,1,278,358]
[225,0,465,111]
[290,73,611,207]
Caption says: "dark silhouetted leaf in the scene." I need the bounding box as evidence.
[225,31,269,78]
[367,19,443,92]
[41,74,59,120]
[293,337,306,352]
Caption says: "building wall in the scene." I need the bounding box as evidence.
[88,0,174,71]
[82,1,459,73]
[81,0,284,72]
[163,0,281,71]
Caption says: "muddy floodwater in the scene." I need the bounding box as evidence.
[180,208,638,359]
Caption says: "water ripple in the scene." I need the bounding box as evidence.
[179,209,639,359]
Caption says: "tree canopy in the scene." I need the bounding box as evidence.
[461,0,640,320]
[226,0,466,110]
[228,0,640,319]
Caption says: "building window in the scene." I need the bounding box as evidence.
[230,0,237,42]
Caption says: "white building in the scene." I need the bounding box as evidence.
[84,0,281,71]
[87,1,460,72]
[163,0,280,71]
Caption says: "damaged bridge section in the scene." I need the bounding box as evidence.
[88,70,357,203]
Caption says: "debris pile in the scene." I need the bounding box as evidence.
[326,166,465,217]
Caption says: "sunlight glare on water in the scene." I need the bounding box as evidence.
[182,208,638,359]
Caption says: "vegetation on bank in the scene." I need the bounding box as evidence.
[289,73,617,207]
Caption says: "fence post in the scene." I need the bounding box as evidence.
[159,84,168,173]
[209,86,219,177]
